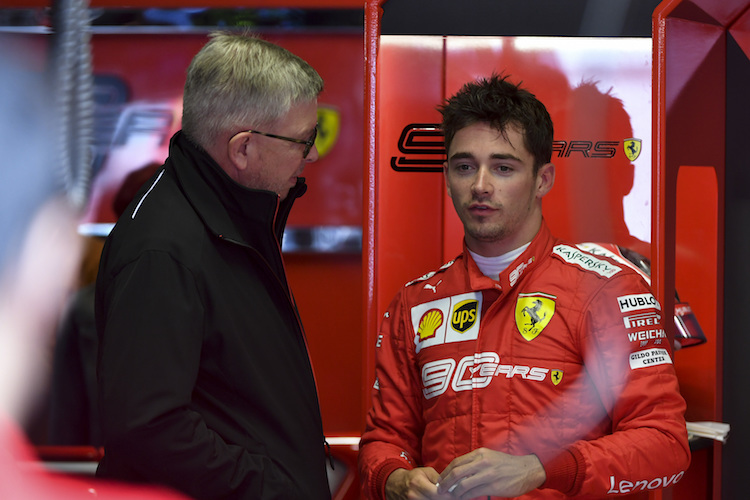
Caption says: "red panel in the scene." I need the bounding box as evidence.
[443,36,653,258]
[285,254,363,435]
[80,32,363,228]
[372,35,445,316]
[673,167,719,423]
[10,29,366,437]
[652,2,731,498]
[729,7,750,59]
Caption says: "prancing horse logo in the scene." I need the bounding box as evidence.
[522,300,546,327]
[515,293,557,341]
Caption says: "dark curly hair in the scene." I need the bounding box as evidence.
[438,74,554,173]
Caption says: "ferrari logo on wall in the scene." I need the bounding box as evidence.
[623,138,642,161]
[515,292,556,341]
[316,106,340,158]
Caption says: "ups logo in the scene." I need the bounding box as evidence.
[451,299,478,333]
[390,123,445,172]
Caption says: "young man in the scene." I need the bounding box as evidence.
[95,33,331,499]
[358,75,689,499]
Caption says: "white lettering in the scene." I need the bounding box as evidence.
[627,329,667,342]
[553,245,622,278]
[509,257,534,287]
[422,352,550,399]
[608,472,685,493]
[618,293,662,313]
[624,311,662,329]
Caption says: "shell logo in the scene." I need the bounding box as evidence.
[418,309,444,341]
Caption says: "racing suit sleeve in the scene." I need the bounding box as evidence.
[537,272,691,496]
[97,251,296,499]
[358,289,425,500]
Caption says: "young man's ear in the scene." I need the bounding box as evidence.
[536,162,555,198]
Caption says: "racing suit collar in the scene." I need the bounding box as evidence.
[463,220,555,293]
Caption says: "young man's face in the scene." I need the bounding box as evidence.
[237,99,319,201]
[444,121,554,257]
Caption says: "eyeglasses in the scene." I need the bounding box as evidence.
[246,126,318,158]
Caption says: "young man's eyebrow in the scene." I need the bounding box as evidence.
[448,152,522,162]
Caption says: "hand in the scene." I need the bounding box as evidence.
[385,467,453,500]
[436,448,546,498]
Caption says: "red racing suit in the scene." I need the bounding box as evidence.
[359,222,690,499]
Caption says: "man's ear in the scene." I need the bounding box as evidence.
[536,162,555,198]
[227,131,251,171]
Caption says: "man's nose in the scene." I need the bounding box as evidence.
[305,143,320,163]
[472,166,492,195]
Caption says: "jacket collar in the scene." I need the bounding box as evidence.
[166,131,306,247]
[464,220,557,293]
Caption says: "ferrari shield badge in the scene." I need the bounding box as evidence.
[515,292,556,341]
[551,370,564,386]
[315,106,340,158]
[623,138,642,162]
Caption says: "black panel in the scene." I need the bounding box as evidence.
[381,0,661,37]
[722,33,750,499]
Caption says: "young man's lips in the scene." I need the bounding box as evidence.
[469,204,496,213]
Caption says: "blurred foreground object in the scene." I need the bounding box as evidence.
[0,25,188,500]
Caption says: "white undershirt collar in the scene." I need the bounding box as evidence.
[468,243,530,280]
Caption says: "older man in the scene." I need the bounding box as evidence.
[96,32,330,499]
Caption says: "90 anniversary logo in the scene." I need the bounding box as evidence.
[389,123,642,172]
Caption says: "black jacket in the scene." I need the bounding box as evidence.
[95,131,331,500]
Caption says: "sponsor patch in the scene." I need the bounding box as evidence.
[627,329,667,343]
[421,352,550,399]
[629,348,672,369]
[411,292,482,352]
[509,256,534,287]
[623,311,662,329]
[515,292,556,341]
[417,309,444,341]
[551,369,564,386]
[608,471,684,494]
[618,293,661,313]
[553,245,622,278]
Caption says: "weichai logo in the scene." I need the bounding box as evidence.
[451,300,478,333]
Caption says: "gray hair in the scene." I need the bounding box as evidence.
[182,31,324,149]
